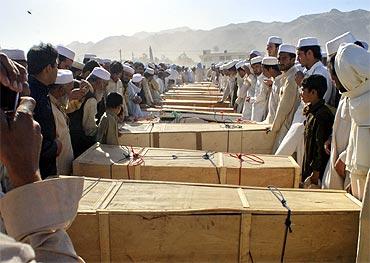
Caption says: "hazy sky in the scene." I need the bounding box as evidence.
[1,0,369,51]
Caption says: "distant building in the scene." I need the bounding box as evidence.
[199,50,247,67]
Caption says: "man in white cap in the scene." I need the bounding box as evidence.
[296,37,334,105]
[321,32,356,191]
[49,69,75,175]
[266,36,283,57]
[250,57,271,122]
[269,44,300,152]
[234,61,249,113]
[56,45,75,70]
[334,43,370,263]
[261,56,282,124]
[276,37,334,167]
[195,63,205,83]
[242,57,260,119]
[127,73,147,118]
[219,60,238,107]
[120,64,135,114]
[71,61,84,78]
[68,67,110,157]
[143,67,162,105]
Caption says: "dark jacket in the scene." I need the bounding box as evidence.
[68,91,96,158]
[29,75,57,179]
[302,99,334,181]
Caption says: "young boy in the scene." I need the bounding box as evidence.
[301,74,334,187]
[96,92,123,145]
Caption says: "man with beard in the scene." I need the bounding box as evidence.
[269,44,300,152]
[49,69,75,175]
[68,67,110,157]
[120,63,135,118]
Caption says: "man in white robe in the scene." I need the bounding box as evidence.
[269,44,300,152]
[261,56,282,124]
[322,32,357,190]
[251,57,270,122]
[335,43,370,201]
[275,37,333,167]
[242,57,261,120]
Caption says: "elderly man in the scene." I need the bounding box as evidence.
[56,45,75,70]
[322,32,356,190]
[269,44,300,151]
[127,73,147,118]
[49,69,74,175]
[27,43,61,179]
[144,67,162,105]
[266,36,282,57]
[68,67,110,157]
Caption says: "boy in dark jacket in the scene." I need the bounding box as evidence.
[301,74,334,187]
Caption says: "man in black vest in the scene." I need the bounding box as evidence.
[27,43,61,179]
[68,67,110,157]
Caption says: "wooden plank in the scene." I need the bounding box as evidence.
[98,212,111,262]
[163,98,230,108]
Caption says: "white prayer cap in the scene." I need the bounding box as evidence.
[297,37,320,48]
[89,67,110,80]
[249,50,262,57]
[0,49,26,61]
[262,56,278,66]
[165,69,172,74]
[321,52,327,58]
[145,67,155,75]
[72,61,84,70]
[148,62,156,69]
[56,45,75,61]
[267,36,282,45]
[122,64,135,74]
[132,73,144,83]
[236,60,246,70]
[326,32,356,56]
[250,56,262,65]
[55,69,73,85]
[278,44,296,55]
[84,53,96,59]
[223,60,238,70]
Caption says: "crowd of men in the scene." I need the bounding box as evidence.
[0,31,369,262]
[207,33,369,201]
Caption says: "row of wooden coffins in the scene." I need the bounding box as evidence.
[69,84,360,262]
[69,144,361,262]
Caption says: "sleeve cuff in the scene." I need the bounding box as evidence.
[0,177,83,240]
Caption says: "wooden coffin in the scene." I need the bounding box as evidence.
[145,107,242,123]
[162,98,229,108]
[118,122,275,153]
[73,143,301,188]
[162,104,235,112]
[162,94,223,101]
[68,177,361,263]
